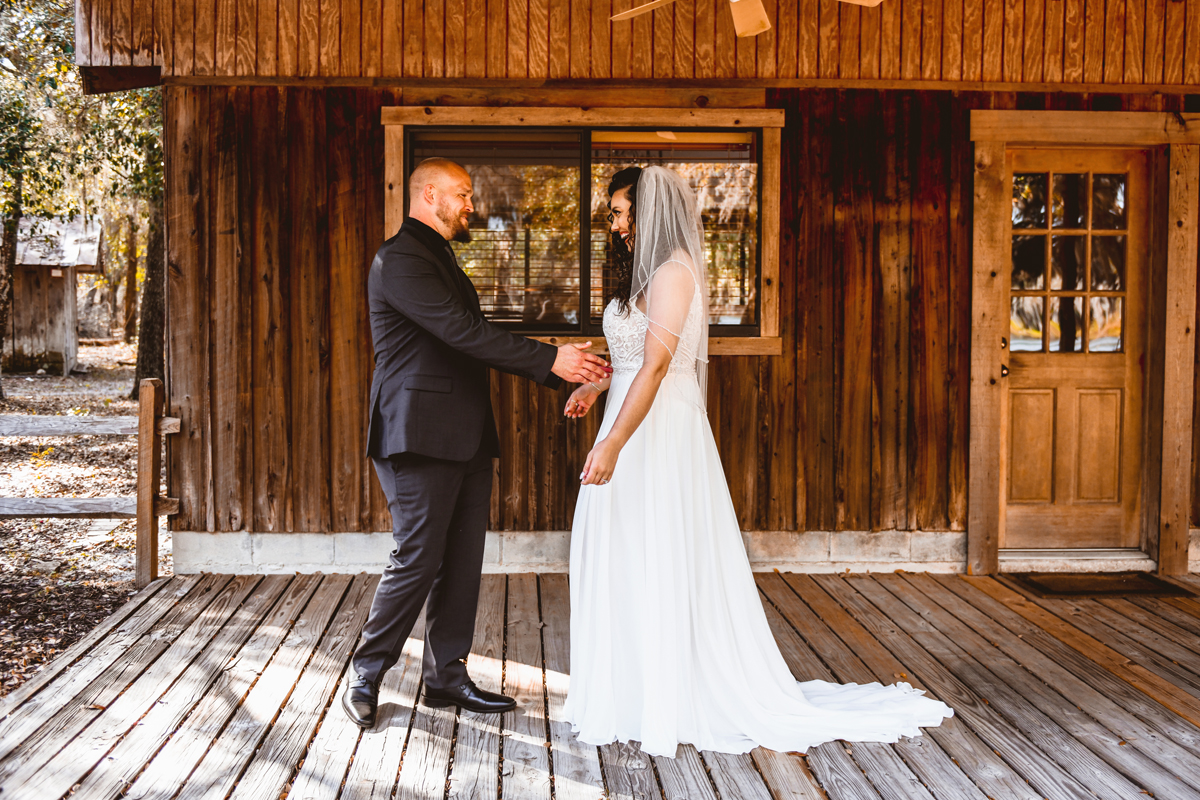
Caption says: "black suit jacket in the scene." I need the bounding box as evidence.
[367,218,562,462]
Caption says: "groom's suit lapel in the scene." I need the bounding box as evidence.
[442,246,485,318]
[403,220,480,318]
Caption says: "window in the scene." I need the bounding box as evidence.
[383,106,783,354]
[408,126,762,337]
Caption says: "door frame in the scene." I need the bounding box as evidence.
[968,111,1200,575]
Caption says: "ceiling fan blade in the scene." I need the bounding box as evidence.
[728,0,771,37]
[610,0,680,22]
[837,0,884,6]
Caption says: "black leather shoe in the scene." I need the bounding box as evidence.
[342,675,379,728]
[422,679,516,714]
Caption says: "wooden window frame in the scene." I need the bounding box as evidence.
[969,111,1200,575]
[382,106,785,356]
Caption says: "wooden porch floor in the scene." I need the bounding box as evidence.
[6,572,1200,799]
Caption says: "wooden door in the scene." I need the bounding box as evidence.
[1003,149,1149,550]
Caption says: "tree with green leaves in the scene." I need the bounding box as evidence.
[0,0,163,401]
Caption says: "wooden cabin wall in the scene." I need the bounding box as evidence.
[2,266,77,375]
[163,85,1199,535]
[81,0,1200,90]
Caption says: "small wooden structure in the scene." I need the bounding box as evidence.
[0,379,181,587]
[2,218,100,376]
[73,1,1200,575]
[5,570,1200,799]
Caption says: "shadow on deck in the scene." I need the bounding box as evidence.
[4,570,1200,799]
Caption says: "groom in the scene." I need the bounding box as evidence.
[343,158,611,728]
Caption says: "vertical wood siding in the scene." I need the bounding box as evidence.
[165,86,1200,534]
[80,0,1200,87]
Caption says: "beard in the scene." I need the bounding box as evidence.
[436,201,472,243]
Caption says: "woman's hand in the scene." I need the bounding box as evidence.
[580,438,620,486]
[564,384,602,418]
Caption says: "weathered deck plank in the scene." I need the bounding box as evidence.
[852,575,1147,800]
[171,573,353,800]
[782,574,1036,800]
[601,740,663,799]
[757,573,979,800]
[995,576,1200,708]
[393,609,457,800]
[539,573,606,800]
[54,575,292,800]
[502,573,553,798]
[17,575,265,797]
[449,574,504,798]
[123,573,324,800]
[879,574,1200,800]
[228,574,378,800]
[811,574,1097,800]
[936,575,1200,757]
[656,744,718,800]
[919,573,1200,786]
[0,573,226,781]
[966,576,1200,728]
[0,576,171,721]
[756,588,885,800]
[325,607,426,800]
[5,572,1200,800]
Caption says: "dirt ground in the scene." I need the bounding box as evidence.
[0,342,172,697]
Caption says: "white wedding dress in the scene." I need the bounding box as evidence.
[563,288,954,757]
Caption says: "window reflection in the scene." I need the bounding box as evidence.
[1049,297,1084,353]
[1092,174,1127,230]
[592,132,758,326]
[1089,297,1123,352]
[412,131,582,330]
[1091,235,1125,291]
[1051,236,1085,291]
[1013,174,1048,229]
[1052,173,1087,229]
[1012,235,1046,290]
[1010,297,1045,352]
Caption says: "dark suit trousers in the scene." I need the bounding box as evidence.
[352,447,493,689]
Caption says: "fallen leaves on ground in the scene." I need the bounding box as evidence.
[0,341,172,698]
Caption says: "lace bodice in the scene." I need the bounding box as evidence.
[602,291,704,375]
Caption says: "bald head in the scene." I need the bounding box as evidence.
[409,157,468,199]
[408,158,474,243]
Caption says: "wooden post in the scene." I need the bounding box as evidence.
[967,141,1008,575]
[136,378,164,588]
[1158,144,1199,575]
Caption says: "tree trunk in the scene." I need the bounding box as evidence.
[131,193,165,398]
[123,212,138,343]
[0,170,22,402]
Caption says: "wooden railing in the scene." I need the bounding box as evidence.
[0,378,180,588]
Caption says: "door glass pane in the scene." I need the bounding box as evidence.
[1010,297,1044,352]
[1092,174,1128,230]
[1049,297,1084,353]
[1091,235,1125,291]
[1051,235,1085,290]
[1013,173,1048,228]
[1052,173,1087,229]
[1089,297,1124,352]
[1012,235,1046,290]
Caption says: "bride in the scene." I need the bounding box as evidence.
[560,165,953,758]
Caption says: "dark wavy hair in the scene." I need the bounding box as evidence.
[606,167,641,314]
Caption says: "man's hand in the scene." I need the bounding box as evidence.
[552,342,612,385]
